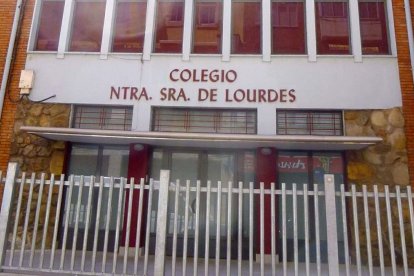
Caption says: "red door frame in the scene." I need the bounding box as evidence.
[121,144,151,247]
[255,147,278,255]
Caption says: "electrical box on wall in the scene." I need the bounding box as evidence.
[19,70,34,95]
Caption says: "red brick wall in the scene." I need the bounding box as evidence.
[395,0,414,187]
[0,0,34,173]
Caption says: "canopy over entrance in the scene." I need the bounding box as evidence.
[21,126,382,150]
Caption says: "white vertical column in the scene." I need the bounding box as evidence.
[257,106,276,135]
[306,0,317,61]
[262,0,271,61]
[154,170,170,276]
[27,0,43,51]
[324,174,340,276]
[182,0,195,60]
[143,0,157,60]
[387,0,397,56]
[222,0,232,61]
[349,0,362,62]
[101,0,117,59]
[135,103,151,131]
[0,163,19,267]
[57,0,75,58]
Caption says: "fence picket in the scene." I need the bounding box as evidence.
[133,178,145,275]
[215,181,222,276]
[363,185,373,276]
[102,177,114,273]
[303,184,309,276]
[373,185,385,276]
[91,177,104,272]
[385,185,397,275]
[81,176,94,272]
[19,173,35,268]
[182,180,190,276]
[271,182,276,276]
[9,172,26,267]
[112,178,125,274]
[39,174,55,269]
[194,180,201,276]
[340,184,350,276]
[351,184,362,276]
[396,186,409,275]
[407,186,414,252]
[50,174,65,270]
[143,180,154,276]
[314,184,321,276]
[123,177,135,275]
[60,175,74,270]
[282,182,287,276]
[238,181,243,276]
[260,182,264,276]
[172,180,180,276]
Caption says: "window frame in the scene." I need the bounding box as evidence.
[71,105,133,131]
[151,107,257,134]
[276,109,344,136]
[111,0,148,53]
[32,0,66,52]
[358,0,390,55]
[68,0,107,52]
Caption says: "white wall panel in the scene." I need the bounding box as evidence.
[27,54,401,108]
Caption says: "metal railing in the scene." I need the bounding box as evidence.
[0,163,412,275]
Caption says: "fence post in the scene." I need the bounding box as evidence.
[154,170,170,276]
[324,174,339,276]
[0,162,19,269]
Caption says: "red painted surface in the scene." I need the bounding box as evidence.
[121,144,150,247]
[255,147,277,255]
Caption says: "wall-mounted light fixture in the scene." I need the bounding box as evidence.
[260,147,272,155]
[133,144,144,151]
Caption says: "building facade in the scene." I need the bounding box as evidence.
[1,0,414,266]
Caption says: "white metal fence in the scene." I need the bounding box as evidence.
[0,163,412,275]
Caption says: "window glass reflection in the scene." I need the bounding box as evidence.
[154,0,185,53]
[272,1,305,54]
[69,0,106,52]
[193,0,223,54]
[232,0,261,54]
[315,1,350,54]
[359,0,389,54]
[35,0,65,51]
[113,0,147,52]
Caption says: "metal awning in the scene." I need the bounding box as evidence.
[21,126,382,150]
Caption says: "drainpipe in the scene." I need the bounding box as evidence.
[404,0,414,81]
[0,0,24,120]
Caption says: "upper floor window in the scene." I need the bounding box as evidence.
[152,108,257,134]
[193,0,223,54]
[232,0,262,54]
[315,0,351,54]
[72,105,133,131]
[112,0,148,53]
[277,110,343,135]
[358,0,389,54]
[154,0,185,53]
[272,0,306,54]
[69,0,106,52]
[34,0,65,51]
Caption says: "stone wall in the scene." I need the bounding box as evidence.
[8,99,70,248]
[10,99,70,175]
[344,108,413,267]
[345,108,409,187]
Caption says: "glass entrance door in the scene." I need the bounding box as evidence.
[150,149,241,258]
